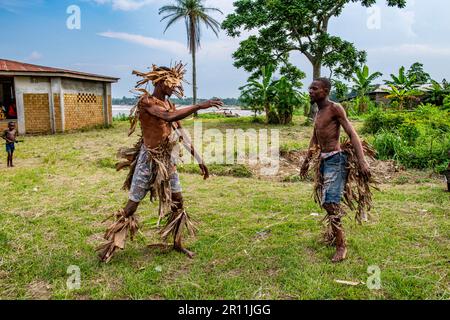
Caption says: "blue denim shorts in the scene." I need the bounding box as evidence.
[320,152,349,205]
[129,144,182,203]
[5,143,15,154]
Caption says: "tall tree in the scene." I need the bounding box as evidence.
[222,0,406,81]
[332,80,350,102]
[159,0,223,112]
[407,62,431,85]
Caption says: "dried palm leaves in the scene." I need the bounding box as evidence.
[97,210,139,263]
[311,139,379,224]
[116,138,143,190]
[160,209,197,244]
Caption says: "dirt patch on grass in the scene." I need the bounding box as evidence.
[27,280,52,300]
[256,149,438,184]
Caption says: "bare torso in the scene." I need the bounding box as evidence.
[314,102,342,153]
[140,97,174,149]
[4,129,17,143]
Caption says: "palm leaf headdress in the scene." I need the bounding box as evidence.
[128,62,187,136]
[132,61,187,99]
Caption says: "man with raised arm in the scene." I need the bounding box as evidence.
[98,63,223,263]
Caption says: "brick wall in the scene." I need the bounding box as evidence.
[107,95,112,124]
[53,94,62,132]
[23,94,51,134]
[64,93,104,130]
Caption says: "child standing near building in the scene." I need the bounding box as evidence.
[2,122,18,167]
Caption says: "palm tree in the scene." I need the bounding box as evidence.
[159,0,223,113]
[351,65,382,113]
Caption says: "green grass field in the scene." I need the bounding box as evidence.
[0,117,448,300]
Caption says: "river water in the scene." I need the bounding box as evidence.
[112,105,260,118]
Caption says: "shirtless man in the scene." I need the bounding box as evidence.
[300,78,370,262]
[2,122,18,167]
[98,64,223,262]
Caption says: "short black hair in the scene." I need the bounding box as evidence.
[8,121,15,126]
[314,77,332,91]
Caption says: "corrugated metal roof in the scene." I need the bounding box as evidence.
[0,59,119,82]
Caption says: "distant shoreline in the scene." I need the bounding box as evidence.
[112,105,257,117]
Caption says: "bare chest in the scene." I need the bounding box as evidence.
[314,110,339,135]
[6,130,16,139]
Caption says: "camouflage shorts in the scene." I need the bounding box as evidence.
[129,144,182,203]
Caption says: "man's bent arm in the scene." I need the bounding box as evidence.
[305,127,318,162]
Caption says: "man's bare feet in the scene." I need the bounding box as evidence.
[174,244,195,259]
[331,246,347,263]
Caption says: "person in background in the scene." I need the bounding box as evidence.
[7,100,17,119]
[2,121,18,167]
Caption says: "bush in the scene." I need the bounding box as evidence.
[362,108,405,134]
[372,130,406,161]
[366,104,450,171]
[443,95,450,110]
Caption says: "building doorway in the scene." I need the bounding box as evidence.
[0,77,17,120]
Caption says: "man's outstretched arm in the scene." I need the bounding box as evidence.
[141,98,222,122]
[334,104,370,177]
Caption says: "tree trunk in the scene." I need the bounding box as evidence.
[313,61,321,80]
[190,20,198,117]
[307,60,322,123]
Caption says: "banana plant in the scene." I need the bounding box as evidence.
[273,76,302,124]
[386,85,423,110]
[239,64,278,123]
[385,66,419,90]
[425,80,450,106]
[351,65,382,113]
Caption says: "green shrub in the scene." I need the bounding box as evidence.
[368,104,450,171]
[443,95,450,110]
[372,130,405,160]
[362,108,405,134]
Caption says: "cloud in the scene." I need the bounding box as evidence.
[98,31,186,54]
[89,0,234,13]
[27,51,43,61]
[90,0,156,11]
[368,44,450,56]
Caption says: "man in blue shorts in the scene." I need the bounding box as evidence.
[2,122,18,167]
[300,78,372,263]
